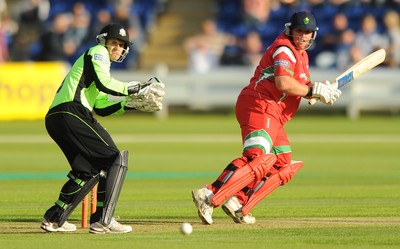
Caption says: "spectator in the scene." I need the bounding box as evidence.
[111,1,144,68]
[18,0,49,29]
[315,12,355,69]
[0,18,8,63]
[350,14,389,64]
[335,28,357,70]
[0,0,5,14]
[240,31,263,67]
[220,31,263,68]
[9,0,49,61]
[37,13,75,61]
[112,1,141,37]
[89,8,112,41]
[241,0,270,26]
[382,10,400,67]
[184,19,230,73]
[0,1,9,62]
[65,2,91,50]
[0,9,18,49]
[321,13,350,52]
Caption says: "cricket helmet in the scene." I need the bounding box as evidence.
[96,23,132,62]
[284,11,319,49]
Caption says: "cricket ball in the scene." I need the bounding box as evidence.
[180,222,192,235]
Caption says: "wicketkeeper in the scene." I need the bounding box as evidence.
[192,11,341,224]
[40,23,165,233]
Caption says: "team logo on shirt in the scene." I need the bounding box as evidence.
[119,29,127,37]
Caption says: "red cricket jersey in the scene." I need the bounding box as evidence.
[240,33,311,122]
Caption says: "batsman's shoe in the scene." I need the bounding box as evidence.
[89,218,133,234]
[192,187,214,225]
[40,219,77,232]
[222,196,256,224]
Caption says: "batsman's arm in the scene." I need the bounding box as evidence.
[308,80,338,105]
[275,76,311,97]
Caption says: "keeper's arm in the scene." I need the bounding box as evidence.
[89,46,129,96]
[93,92,127,116]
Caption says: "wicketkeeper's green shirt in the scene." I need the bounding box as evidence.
[49,45,128,116]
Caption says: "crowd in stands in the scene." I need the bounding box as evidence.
[1,0,400,72]
[0,0,165,69]
[186,0,400,72]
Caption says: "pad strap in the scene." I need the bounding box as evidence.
[241,161,303,216]
[210,154,276,207]
[57,172,101,226]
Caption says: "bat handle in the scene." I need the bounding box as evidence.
[308,80,334,105]
[308,98,318,105]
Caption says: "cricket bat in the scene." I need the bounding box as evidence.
[309,48,386,105]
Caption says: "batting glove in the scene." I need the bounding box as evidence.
[312,81,342,105]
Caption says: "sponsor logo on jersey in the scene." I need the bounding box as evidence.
[94,54,109,64]
[299,73,308,80]
[274,59,290,67]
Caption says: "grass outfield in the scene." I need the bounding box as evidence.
[0,113,399,249]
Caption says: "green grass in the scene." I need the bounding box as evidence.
[0,113,399,249]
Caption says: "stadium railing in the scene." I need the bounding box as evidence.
[114,66,400,120]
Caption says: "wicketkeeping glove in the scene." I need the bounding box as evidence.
[125,94,163,112]
[312,81,342,105]
[127,77,165,99]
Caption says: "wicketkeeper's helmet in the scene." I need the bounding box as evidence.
[96,23,132,62]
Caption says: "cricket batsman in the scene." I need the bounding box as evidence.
[192,11,342,224]
[40,23,165,233]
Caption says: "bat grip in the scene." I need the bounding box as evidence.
[308,98,318,105]
[308,80,335,105]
